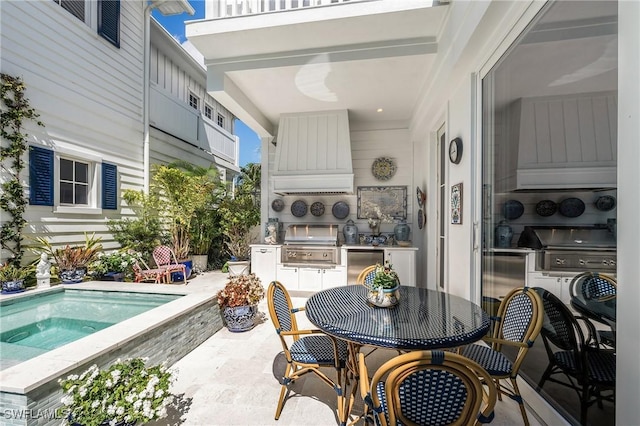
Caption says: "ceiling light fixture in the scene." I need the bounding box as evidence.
[377,108,383,113]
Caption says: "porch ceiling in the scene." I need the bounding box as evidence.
[186,2,449,134]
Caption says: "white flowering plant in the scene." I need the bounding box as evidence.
[90,250,142,280]
[59,357,174,426]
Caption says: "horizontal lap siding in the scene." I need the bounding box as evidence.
[1,1,144,259]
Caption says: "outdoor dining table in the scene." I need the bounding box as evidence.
[570,289,617,345]
[305,285,490,424]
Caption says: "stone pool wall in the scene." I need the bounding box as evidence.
[0,296,222,426]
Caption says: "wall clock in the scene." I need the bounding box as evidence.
[449,137,463,164]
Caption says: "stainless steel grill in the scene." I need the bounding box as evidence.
[518,226,616,272]
[281,224,340,267]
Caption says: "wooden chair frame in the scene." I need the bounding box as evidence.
[359,350,497,426]
[356,265,377,286]
[133,258,165,283]
[152,245,187,284]
[267,281,348,422]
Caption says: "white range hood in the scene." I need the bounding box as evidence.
[500,92,617,192]
[272,110,354,195]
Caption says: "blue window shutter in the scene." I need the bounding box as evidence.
[29,146,54,206]
[98,0,120,48]
[102,163,118,210]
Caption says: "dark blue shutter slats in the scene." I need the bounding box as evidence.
[98,0,120,48]
[102,163,118,210]
[29,146,54,206]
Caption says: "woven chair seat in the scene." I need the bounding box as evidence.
[290,336,348,365]
[462,344,513,377]
[554,350,616,384]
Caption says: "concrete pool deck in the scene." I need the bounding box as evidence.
[0,271,541,425]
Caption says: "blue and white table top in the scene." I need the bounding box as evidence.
[306,285,490,350]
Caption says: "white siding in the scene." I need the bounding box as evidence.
[0,0,145,258]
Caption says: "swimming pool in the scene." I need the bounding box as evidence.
[0,289,179,370]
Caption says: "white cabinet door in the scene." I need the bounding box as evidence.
[322,267,346,289]
[528,273,563,300]
[385,249,416,286]
[298,268,324,292]
[250,246,277,285]
[276,265,299,290]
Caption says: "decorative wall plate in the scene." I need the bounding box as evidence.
[271,198,285,212]
[502,200,524,220]
[332,201,350,219]
[372,157,396,181]
[310,202,325,216]
[418,209,425,229]
[535,200,557,217]
[291,200,308,217]
[595,195,616,211]
[558,197,585,218]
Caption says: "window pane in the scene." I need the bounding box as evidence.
[60,182,74,204]
[75,184,88,204]
[60,159,74,181]
[75,162,88,183]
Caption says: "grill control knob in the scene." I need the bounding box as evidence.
[323,253,328,258]
[579,259,589,265]
[555,258,566,265]
[305,252,312,257]
[288,251,297,258]
[610,260,616,266]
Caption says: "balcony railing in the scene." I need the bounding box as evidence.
[149,83,237,165]
[210,0,373,18]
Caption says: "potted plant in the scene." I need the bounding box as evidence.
[59,357,174,426]
[36,233,103,283]
[90,250,142,282]
[151,164,218,278]
[0,262,31,294]
[216,273,264,332]
[219,194,260,276]
[367,261,401,308]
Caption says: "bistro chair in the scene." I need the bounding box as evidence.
[266,281,348,422]
[356,265,377,286]
[533,287,615,425]
[359,350,497,426]
[569,272,617,347]
[132,258,166,283]
[461,287,543,426]
[152,245,187,284]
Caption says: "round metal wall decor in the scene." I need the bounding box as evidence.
[535,200,557,217]
[332,201,350,219]
[291,200,308,217]
[271,198,285,212]
[558,197,585,218]
[372,157,397,181]
[502,200,524,220]
[595,195,616,211]
[310,202,325,216]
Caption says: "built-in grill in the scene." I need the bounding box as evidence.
[281,224,340,268]
[518,225,616,272]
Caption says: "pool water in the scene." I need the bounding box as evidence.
[0,289,179,370]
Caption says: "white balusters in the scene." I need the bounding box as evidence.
[213,0,367,18]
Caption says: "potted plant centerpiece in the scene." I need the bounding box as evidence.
[91,250,142,282]
[59,357,174,426]
[36,233,102,283]
[216,273,264,332]
[366,261,401,308]
[0,262,31,294]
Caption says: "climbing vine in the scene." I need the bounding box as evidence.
[1,73,43,266]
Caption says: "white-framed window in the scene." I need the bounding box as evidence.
[53,0,86,23]
[217,113,225,128]
[59,157,90,205]
[204,104,213,120]
[52,0,120,48]
[189,92,200,110]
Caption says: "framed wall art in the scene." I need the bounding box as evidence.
[451,183,463,224]
[357,186,407,220]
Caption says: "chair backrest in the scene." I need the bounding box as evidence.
[267,281,299,343]
[570,272,617,301]
[533,287,584,353]
[494,287,543,345]
[356,265,377,286]
[152,245,177,268]
[366,350,497,426]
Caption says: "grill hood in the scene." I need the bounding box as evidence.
[272,110,354,195]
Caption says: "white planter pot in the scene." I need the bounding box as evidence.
[192,254,208,272]
[227,261,250,276]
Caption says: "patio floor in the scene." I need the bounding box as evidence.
[143,271,542,426]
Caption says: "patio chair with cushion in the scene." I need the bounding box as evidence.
[132,258,166,283]
[533,287,615,425]
[569,272,617,347]
[152,245,187,284]
[267,281,349,422]
[356,265,377,286]
[461,286,543,426]
[359,350,497,426]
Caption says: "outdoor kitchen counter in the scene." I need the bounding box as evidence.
[341,245,418,250]
[483,247,535,253]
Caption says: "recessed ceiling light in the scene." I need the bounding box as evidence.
[376,108,383,113]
